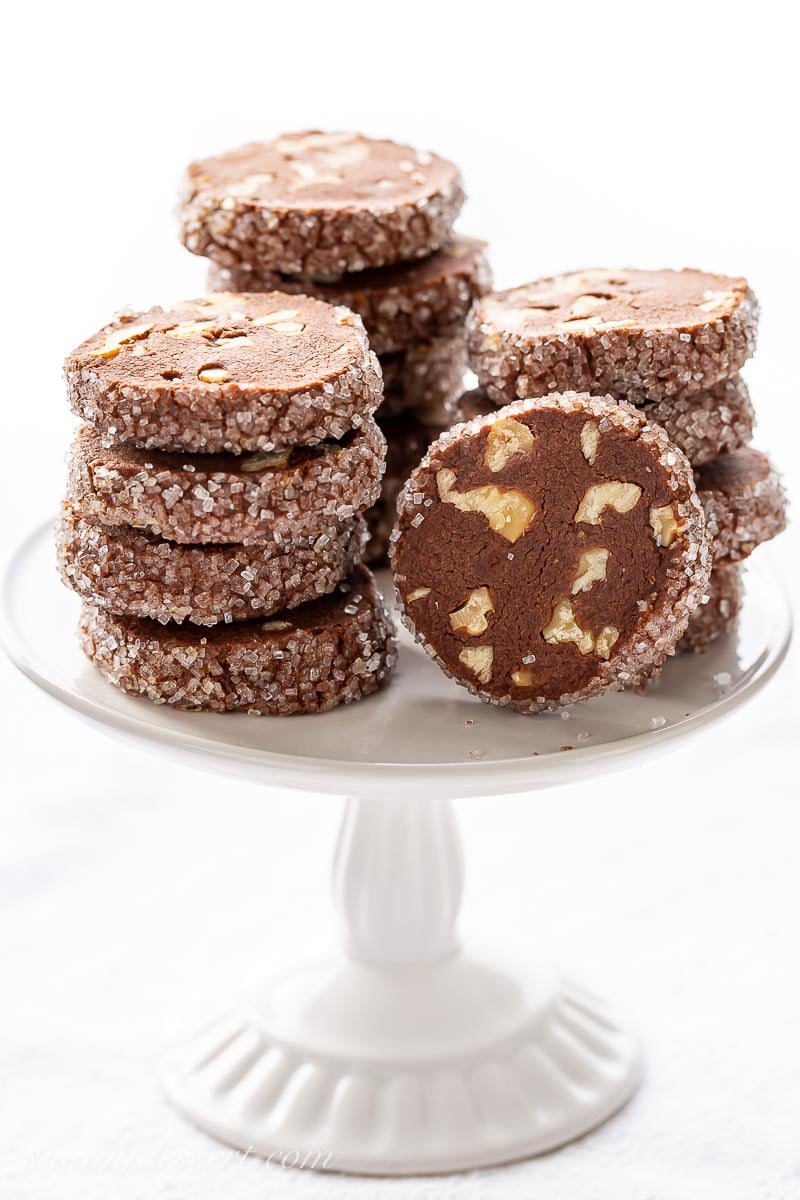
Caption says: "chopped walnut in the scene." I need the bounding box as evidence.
[594,627,619,659]
[449,587,494,636]
[240,449,291,471]
[649,505,680,547]
[484,417,535,472]
[198,366,230,384]
[580,421,600,465]
[459,645,493,684]
[542,598,619,660]
[89,323,153,359]
[571,548,609,594]
[437,468,536,543]
[575,481,642,524]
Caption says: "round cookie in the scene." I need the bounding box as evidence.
[379,337,467,422]
[467,268,758,403]
[208,237,491,355]
[78,565,397,714]
[180,131,464,275]
[456,376,755,468]
[391,392,711,713]
[695,448,787,563]
[365,417,446,566]
[68,422,385,544]
[65,292,382,453]
[679,565,743,653]
[57,505,368,626]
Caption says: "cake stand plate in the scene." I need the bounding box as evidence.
[1,522,791,1175]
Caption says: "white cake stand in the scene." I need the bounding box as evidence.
[1,522,791,1175]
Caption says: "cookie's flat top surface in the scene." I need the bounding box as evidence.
[66,293,368,393]
[695,447,772,492]
[2,522,790,798]
[479,268,751,333]
[185,132,459,210]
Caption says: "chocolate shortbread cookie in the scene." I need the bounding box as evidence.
[57,506,368,626]
[457,376,755,468]
[65,293,382,453]
[696,448,787,563]
[365,417,447,566]
[180,132,464,275]
[208,237,491,355]
[379,338,467,422]
[78,565,397,714]
[68,422,385,544]
[391,393,711,713]
[468,268,758,403]
[679,564,743,653]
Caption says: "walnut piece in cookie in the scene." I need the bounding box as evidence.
[67,421,385,544]
[78,564,397,714]
[65,292,382,453]
[57,505,368,626]
[695,448,787,563]
[467,268,758,404]
[180,131,465,275]
[208,237,491,355]
[391,392,711,713]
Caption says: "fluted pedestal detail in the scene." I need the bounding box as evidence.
[162,795,641,1175]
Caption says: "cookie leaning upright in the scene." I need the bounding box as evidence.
[64,292,382,453]
[392,394,711,713]
[467,268,758,404]
[179,131,465,275]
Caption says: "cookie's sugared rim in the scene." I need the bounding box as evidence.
[65,292,383,454]
[695,447,788,563]
[391,391,712,713]
[179,132,465,274]
[57,506,368,627]
[208,236,492,355]
[468,268,759,402]
[457,374,756,469]
[68,420,386,544]
[78,564,398,715]
[679,564,743,653]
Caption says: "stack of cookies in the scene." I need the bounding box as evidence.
[57,291,396,713]
[177,131,491,564]
[465,269,787,651]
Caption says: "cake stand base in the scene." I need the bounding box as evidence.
[162,795,640,1175]
[161,953,640,1175]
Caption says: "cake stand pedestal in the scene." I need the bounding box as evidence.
[1,523,791,1175]
[162,793,639,1173]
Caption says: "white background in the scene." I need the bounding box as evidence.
[1,2,797,1197]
